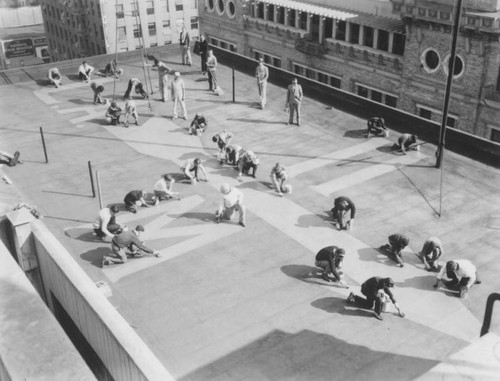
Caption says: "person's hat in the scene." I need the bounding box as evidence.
[110,205,119,213]
[135,225,145,232]
[212,135,218,142]
[174,72,180,77]
[194,158,201,165]
[336,248,346,257]
[220,183,231,194]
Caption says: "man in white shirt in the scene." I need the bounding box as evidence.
[215,183,246,227]
[78,61,94,82]
[181,158,208,184]
[255,58,269,109]
[48,67,62,88]
[93,205,122,239]
[153,174,180,202]
[434,259,481,298]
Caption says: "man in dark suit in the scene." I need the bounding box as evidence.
[199,34,209,75]
[284,77,303,126]
[179,26,192,66]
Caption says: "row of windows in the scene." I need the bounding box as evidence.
[116,0,194,18]
[292,63,342,89]
[209,37,237,53]
[418,106,457,128]
[206,0,236,18]
[117,17,198,41]
[253,51,281,68]
[356,84,398,108]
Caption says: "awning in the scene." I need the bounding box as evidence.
[261,0,358,21]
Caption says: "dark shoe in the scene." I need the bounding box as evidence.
[321,273,332,282]
[286,122,290,125]
[347,292,355,304]
[398,263,404,268]
[251,174,256,178]
[101,257,109,267]
[297,122,301,126]
[374,313,383,321]
[239,221,246,228]
[475,278,482,285]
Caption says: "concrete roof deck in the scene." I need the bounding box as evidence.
[1,47,500,380]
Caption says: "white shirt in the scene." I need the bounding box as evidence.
[93,208,114,237]
[221,188,243,209]
[78,63,94,75]
[437,259,477,288]
[154,178,174,195]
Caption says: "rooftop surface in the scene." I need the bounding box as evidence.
[1,48,500,380]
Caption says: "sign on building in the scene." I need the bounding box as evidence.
[4,39,34,58]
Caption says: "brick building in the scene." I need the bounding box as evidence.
[198,0,500,142]
[39,0,199,61]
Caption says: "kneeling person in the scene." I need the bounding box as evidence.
[380,233,409,267]
[124,190,149,213]
[434,260,481,298]
[216,183,246,227]
[315,246,348,287]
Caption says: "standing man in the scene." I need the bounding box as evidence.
[216,183,246,227]
[417,237,443,271]
[199,34,209,75]
[78,61,94,82]
[315,246,348,287]
[434,260,481,298]
[206,49,218,92]
[284,77,303,126]
[179,26,192,66]
[380,233,410,268]
[102,225,160,266]
[48,67,62,88]
[93,205,122,240]
[153,59,171,102]
[330,196,356,230]
[347,277,405,320]
[255,57,269,109]
[171,72,187,120]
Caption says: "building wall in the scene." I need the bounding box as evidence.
[0,4,43,28]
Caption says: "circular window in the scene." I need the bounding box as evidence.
[206,0,214,12]
[443,54,465,79]
[227,0,236,18]
[217,0,225,14]
[421,48,441,73]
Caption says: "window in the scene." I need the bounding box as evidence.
[163,20,171,28]
[277,7,284,24]
[357,85,368,98]
[330,77,341,89]
[146,0,154,15]
[133,24,142,38]
[421,48,441,73]
[131,1,139,17]
[324,18,333,39]
[443,54,465,79]
[377,30,389,51]
[490,127,500,143]
[335,20,346,41]
[350,24,360,44]
[419,108,432,119]
[392,32,405,55]
[363,26,373,47]
[191,16,199,29]
[273,57,281,68]
[267,4,274,22]
[299,12,307,30]
[176,0,183,11]
[150,42,158,47]
[216,0,224,14]
[371,90,383,103]
[257,2,264,18]
[118,26,126,41]
[227,1,235,18]
[211,37,237,52]
[288,9,296,27]
[385,95,397,108]
[148,22,156,36]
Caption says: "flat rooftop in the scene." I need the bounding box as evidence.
[1,48,500,380]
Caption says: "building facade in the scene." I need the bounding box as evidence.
[39,0,199,61]
[198,0,500,142]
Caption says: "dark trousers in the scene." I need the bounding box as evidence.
[123,80,134,99]
[201,53,207,73]
[208,69,217,90]
[78,69,91,81]
[94,216,121,238]
[354,287,383,314]
[242,162,257,176]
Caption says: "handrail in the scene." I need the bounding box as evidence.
[480,293,500,336]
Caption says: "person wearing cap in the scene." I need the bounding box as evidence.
[347,277,405,320]
[171,72,187,120]
[93,205,122,240]
[181,158,208,183]
[123,78,148,100]
[102,225,160,266]
[216,183,246,227]
[123,190,150,213]
[123,100,139,127]
[237,150,259,180]
[48,67,62,88]
[284,77,303,126]
[78,61,94,82]
[153,174,180,202]
[151,58,172,102]
[225,144,244,166]
[417,237,443,271]
[270,162,288,196]
[434,260,481,298]
[105,101,122,125]
[367,117,389,138]
[179,26,192,66]
[255,57,269,109]
[189,113,208,135]
[330,196,356,230]
[315,246,348,287]
[395,133,419,154]
[380,233,410,268]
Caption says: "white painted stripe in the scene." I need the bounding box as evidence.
[288,138,389,177]
[311,152,425,197]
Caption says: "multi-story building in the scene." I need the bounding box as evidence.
[39,0,199,61]
[198,0,500,142]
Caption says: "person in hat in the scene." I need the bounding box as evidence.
[255,57,269,109]
[417,237,443,272]
[105,101,122,125]
[123,190,150,213]
[93,205,122,240]
[216,183,246,227]
[237,150,259,180]
[434,260,481,298]
[123,100,139,127]
[153,174,180,202]
[315,246,348,287]
[380,233,410,268]
[270,162,288,196]
[90,82,106,105]
[367,117,389,138]
[189,113,208,135]
[330,196,356,230]
[78,61,94,82]
[123,78,148,100]
[151,58,172,102]
[181,158,208,183]
[102,225,160,266]
[171,72,187,120]
[48,67,62,88]
[347,277,405,320]
[284,77,303,126]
